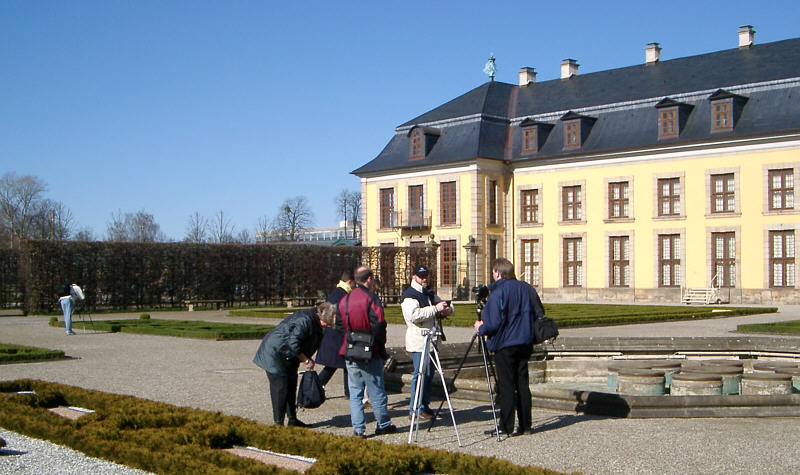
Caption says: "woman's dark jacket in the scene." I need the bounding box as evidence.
[314,287,349,368]
[253,309,323,375]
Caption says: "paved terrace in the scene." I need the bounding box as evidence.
[1,306,800,474]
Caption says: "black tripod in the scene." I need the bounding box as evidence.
[429,286,501,441]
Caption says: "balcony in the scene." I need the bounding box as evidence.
[391,209,432,229]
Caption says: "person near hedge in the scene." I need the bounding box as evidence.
[473,257,544,437]
[402,264,452,421]
[57,283,76,335]
[339,265,396,438]
[316,269,355,397]
[252,301,336,427]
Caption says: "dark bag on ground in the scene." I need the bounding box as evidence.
[296,370,326,409]
[534,316,559,344]
[345,330,374,362]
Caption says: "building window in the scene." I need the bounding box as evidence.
[522,127,537,153]
[521,189,539,224]
[563,237,583,287]
[658,177,681,216]
[769,168,794,210]
[770,230,795,287]
[521,239,540,287]
[711,101,732,132]
[440,181,456,225]
[712,232,736,288]
[487,238,498,283]
[710,173,735,213]
[408,185,423,226]
[562,185,582,221]
[440,239,457,286]
[609,181,629,218]
[379,188,394,228]
[609,236,630,287]
[659,108,678,139]
[658,234,681,287]
[564,121,579,149]
[488,180,498,225]
[410,129,424,159]
[409,240,424,247]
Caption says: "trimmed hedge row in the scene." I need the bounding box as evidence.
[0,344,65,364]
[47,318,275,340]
[0,380,559,474]
[19,240,436,314]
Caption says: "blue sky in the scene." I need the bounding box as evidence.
[1,1,797,240]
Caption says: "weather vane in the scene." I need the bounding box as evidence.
[483,53,496,81]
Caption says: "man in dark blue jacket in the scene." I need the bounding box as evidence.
[474,257,545,437]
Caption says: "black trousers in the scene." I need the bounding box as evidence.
[493,344,533,434]
[318,365,350,397]
[266,360,300,425]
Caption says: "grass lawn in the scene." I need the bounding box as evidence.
[230,303,776,328]
[49,318,274,340]
[737,320,800,335]
[0,344,66,364]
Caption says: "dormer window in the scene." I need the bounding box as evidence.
[560,111,596,151]
[519,118,553,155]
[408,126,441,160]
[709,89,747,133]
[655,98,694,140]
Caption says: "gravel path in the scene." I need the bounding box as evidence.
[1,306,799,474]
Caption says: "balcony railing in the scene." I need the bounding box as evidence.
[391,209,432,229]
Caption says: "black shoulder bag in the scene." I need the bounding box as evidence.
[344,294,375,362]
[531,287,559,344]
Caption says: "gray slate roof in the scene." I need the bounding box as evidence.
[353,38,800,177]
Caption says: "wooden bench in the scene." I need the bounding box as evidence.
[186,299,226,311]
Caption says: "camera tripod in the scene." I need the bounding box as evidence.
[429,290,502,441]
[75,299,95,333]
[408,326,462,446]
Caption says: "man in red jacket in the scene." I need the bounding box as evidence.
[338,265,396,438]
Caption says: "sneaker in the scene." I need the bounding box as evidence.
[66,331,76,335]
[286,419,308,428]
[484,427,511,438]
[374,424,397,436]
[353,431,366,439]
[410,410,434,421]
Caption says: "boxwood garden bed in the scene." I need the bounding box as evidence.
[48,319,275,340]
[738,319,800,335]
[0,344,66,364]
[0,380,559,475]
[231,304,777,328]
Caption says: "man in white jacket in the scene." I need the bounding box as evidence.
[401,265,453,421]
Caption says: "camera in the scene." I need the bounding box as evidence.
[471,284,489,303]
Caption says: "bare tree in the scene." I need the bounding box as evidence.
[347,190,362,239]
[73,226,96,242]
[334,189,350,236]
[235,228,253,244]
[184,212,208,243]
[0,172,48,248]
[29,199,74,241]
[273,196,314,241]
[254,215,272,243]
[209,210,235,243]
[105,209,163,242]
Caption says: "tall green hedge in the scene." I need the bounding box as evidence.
[0,248,20,308]
[17,240,436,313]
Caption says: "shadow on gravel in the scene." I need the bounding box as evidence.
[532,414,599,434]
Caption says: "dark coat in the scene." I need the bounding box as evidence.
[252,309,323,375]
[477,278,544,352]
[315,286,349,368]
[338,284,387,359]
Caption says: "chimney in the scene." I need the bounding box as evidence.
[645,42,661,65]
[561,59,578,79]
[738,25,755,48]
[519,67,537,86]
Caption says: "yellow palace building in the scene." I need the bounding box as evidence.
[353,27,800,304]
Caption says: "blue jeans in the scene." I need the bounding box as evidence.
[345,358,391,434]
[409,351,433,414]
[60,297,74,333]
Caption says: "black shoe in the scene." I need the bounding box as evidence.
[286,419,308,428]
[484,427,511,437]
[374,424,397,436]
[353,431,366,439]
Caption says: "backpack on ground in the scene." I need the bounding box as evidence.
[296,370,326,409]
